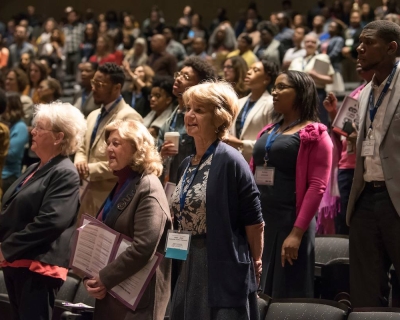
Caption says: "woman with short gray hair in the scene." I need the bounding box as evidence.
[0,102,86,320]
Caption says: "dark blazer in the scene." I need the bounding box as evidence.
[0,155,80,268]
[94,173,171,320]
[177,141,263,307]
[327,36,344,72]
[121,86,151,119]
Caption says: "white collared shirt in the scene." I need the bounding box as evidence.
[103,97,119,112]
[363,65,400,182]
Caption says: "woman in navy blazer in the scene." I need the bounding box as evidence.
[0,102,86,320]
[169,81,264,320]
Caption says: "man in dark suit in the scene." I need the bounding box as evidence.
[73,62,100,118]
[147,34,178,77]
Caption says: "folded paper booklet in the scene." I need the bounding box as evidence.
[312,58,330,75]
[70,214,163,311]
[332,95,359,137]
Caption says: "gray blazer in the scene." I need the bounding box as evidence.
[94,173,172,320]
[346,65,400,225]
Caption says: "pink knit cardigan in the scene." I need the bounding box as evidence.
[250,122,333,231]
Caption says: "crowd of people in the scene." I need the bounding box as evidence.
[0,1,400,320]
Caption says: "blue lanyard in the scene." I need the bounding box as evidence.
[368,61,398,129]
[81,91,88,107]
[241,98,256,130]
[131,92,142,109]
[101,172,137,221]
[169,110,179,131]
[90,95,122,149]
[178,141,218,226]
[264,120,300,164]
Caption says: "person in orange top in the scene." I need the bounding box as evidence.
[0,33,10,70]
[0,102,86,320]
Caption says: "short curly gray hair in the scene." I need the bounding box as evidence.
[33,102,87,156]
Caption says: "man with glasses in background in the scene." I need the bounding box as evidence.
[74,63,142,218]
[158,57,216,184]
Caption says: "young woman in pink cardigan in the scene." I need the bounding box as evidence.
[250,70,333,298]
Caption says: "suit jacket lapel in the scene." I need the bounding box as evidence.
[90,101,122,151]
[356,84,370,154]
[381,84,400,141]
[2,155,66,206]
[240,91,269,139]
[103,174,142,229]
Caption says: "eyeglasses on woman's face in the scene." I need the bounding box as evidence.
[32,124,55,133]
[271,83,295,93]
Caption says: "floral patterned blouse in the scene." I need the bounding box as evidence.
[170,154,213,235]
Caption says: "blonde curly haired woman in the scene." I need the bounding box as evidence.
[83,119,172,320]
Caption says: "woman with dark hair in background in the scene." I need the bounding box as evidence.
[98,21,109,39]
[1,93,29,196]
[250,71,332,298]
[80,23,98,62]
[223,56,249,98]
[37,78,62,103]
[27,60,48,104]
[122,15,140,39]
[4,68,33,125]
[18,52,31,74]
[119,34,135,57]
[226,60,278,163]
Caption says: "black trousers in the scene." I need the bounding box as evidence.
[349,186,400,307]
[3,267,63,320]
[336,169,354,235]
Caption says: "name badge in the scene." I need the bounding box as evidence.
[255,166,275,186]
[165,230,191,261]
[361,140,374,157]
